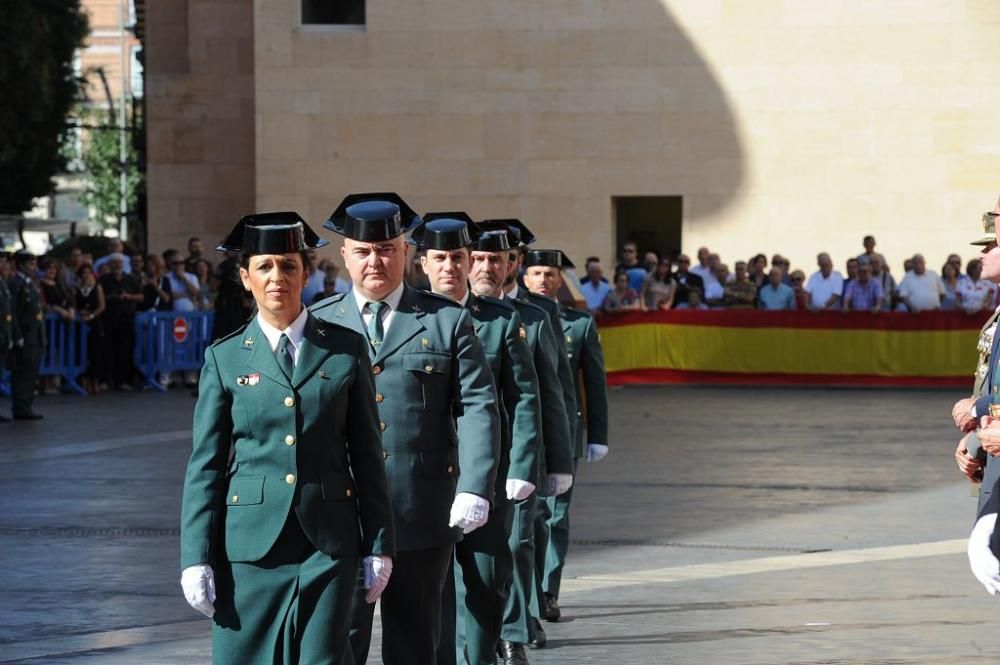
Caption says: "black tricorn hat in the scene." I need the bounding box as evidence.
[523,249,575,269]
[492,218,536,248]
[324,192,422,241]
[216,212,329,254]
[475,220,517,251]
[471,223,511,253]
[13,249,37,264]
[409,212,479,250]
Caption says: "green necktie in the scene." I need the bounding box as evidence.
[367,301,387,348]
[277,333,294,379]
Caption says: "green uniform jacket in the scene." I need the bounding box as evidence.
[507,293,575,482]
[523,291,578,424]
[180,314,395,569]
[466,293,541,503]
[0,276,13,350]
[562,306,610,457]
[8,273,44,347]
[311,286,501,551]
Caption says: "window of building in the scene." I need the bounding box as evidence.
[613,196,683,262]
[301,0,365,26]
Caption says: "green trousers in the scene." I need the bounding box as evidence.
[212,515,358,665]
[351,544,453,665]
[438,502,514,665]
[500,494,538,644]
[541,457,579,601]
[10,344,41,416]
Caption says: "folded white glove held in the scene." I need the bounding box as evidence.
[449,492,490,533]
[969,513,1000,595]
[546,473,573,497]
[506,479,536,501]
[363,555,393,604]
[181,564,216,618]
[586,443,609,463]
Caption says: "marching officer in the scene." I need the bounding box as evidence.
[472,221,575,664]
[411,214,541,665]
[8,250,44,420]
[954,208,1000,509]
[311,193,501,665]
[523,249,610,623]
[0,252,14,422]
[502,226,577,646]
[179,213,395,664]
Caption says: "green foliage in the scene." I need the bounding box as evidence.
[0,0,89,214]
[79,108,142,230]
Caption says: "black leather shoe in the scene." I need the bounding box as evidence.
[544,593,561,622]
[12,412,43,421]
[0,413,10,423]
[500,640,529,664]
[527,618,546,649]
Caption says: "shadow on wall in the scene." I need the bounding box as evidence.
[469,0,745,223]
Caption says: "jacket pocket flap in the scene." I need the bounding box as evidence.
[404,351,451,375]
[485,352,501,370]
[321,471,358,501]
[227,476,264,506]
[419,448,459,478]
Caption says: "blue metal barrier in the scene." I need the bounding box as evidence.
[134,311,214,392]
[1,313,89,397]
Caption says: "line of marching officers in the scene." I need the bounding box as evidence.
[178,192,610,665]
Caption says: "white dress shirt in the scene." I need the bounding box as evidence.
[256,307,309,365]
[507,283,521,300]
[354,282,405,337]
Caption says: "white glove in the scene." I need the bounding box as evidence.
[449,492,490,533]
[506,479,536,501]
[969,513,1000,595]
[180,564,216,618]
[546,473,573,497]
[363,555,393,604]
[586,443,609,462]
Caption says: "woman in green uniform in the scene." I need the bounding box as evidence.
[179,212,395,664]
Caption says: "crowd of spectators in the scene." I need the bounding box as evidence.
[580,235,999,317]
[3,237,358,395]
[8,231,995,396]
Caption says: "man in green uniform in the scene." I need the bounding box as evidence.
[523,249,610,624]
[311,193,501,665]
[8,250,44,420]
[413,215,541,665]
[496,219,577,652]
[179,214,395,664]
[472,221,574,664]
[0,252,14,422]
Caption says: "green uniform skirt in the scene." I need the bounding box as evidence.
[212,515,359,665]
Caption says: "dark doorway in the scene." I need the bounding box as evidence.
[614,196,683,262]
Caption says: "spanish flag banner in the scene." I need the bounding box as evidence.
[596,310,990,387]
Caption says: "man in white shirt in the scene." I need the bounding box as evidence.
[897,254,944,312]
[959,258,999,314]
[580,262,612,313]
[805,253,844,310]
[164,250,200,312]
[690,247,714,284]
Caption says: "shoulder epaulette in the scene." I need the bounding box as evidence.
[309,291,347,314]
[211,321,250,347]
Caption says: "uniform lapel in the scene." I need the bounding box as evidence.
[324,291,366,336]
[375,285,426,363]
[242,319,289,388]
[292,314,334,389]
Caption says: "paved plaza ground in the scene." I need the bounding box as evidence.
[0,384,995,664]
